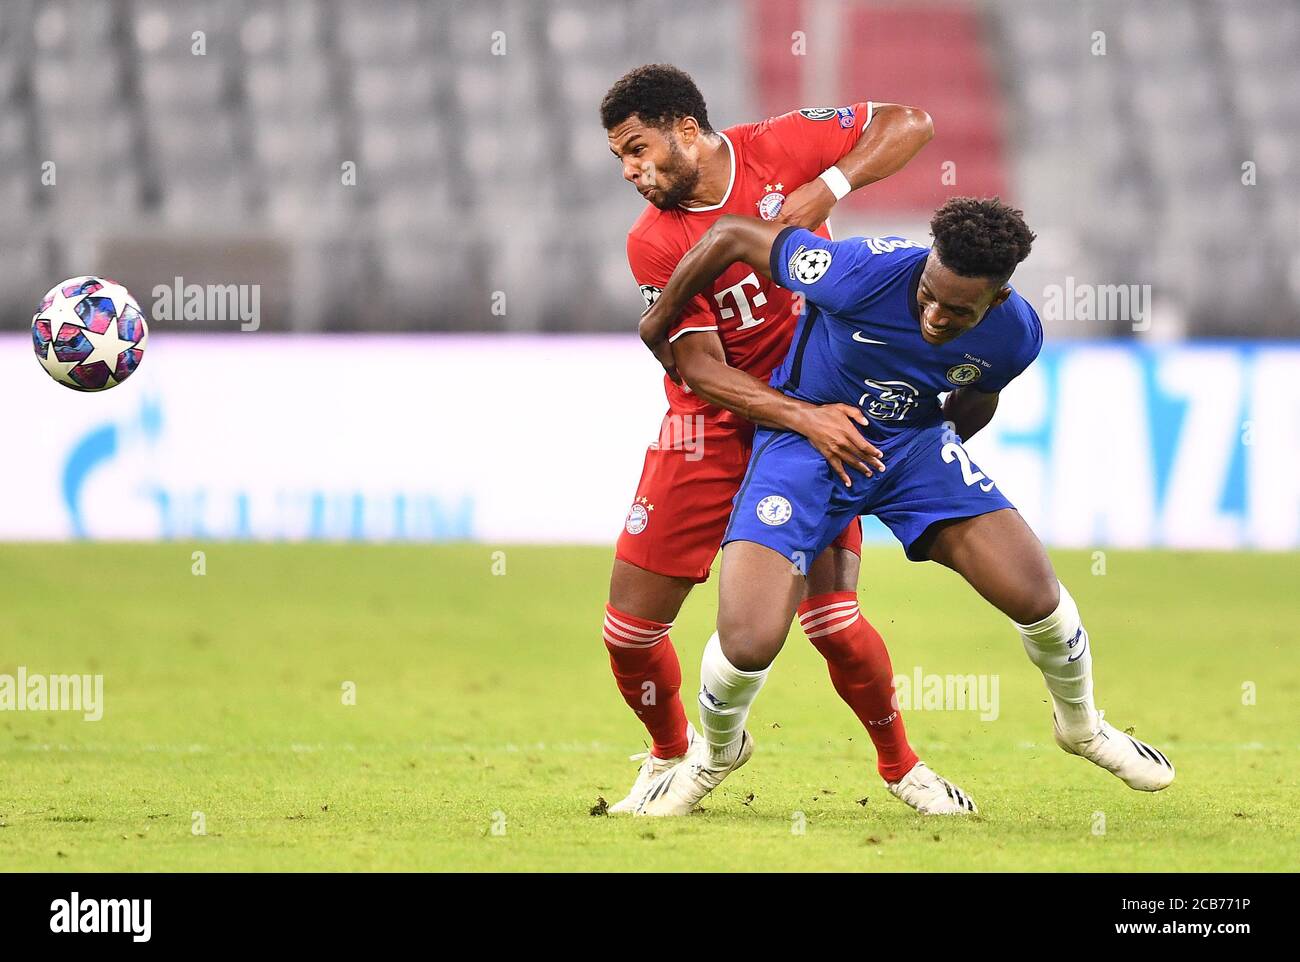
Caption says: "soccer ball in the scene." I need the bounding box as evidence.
[32,276,149,391]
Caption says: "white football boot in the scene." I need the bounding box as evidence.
[1053,710,1175,792]
[634,730,754,817]
[607,723,699,814]
[887,761,978,815]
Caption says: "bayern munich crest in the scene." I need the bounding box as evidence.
[757,182,785,220]
[756,495,793,526]
[625,497,653,535]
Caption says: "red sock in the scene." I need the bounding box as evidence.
[602,603,690,759]
[799,591,919,783]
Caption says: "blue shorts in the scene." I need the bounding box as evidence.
[723,421,1015,565]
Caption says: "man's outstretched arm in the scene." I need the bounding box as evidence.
[671,330,884,483]
[637,214,885,482]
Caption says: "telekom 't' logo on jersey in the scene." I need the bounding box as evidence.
[713,272,767,330]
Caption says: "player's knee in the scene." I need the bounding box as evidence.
[809,631,864,672]
[1010,572,1060,625]
[606,561,693,625]
[805,547,860,596]
[716,616,780,673]
[723,642,775,673]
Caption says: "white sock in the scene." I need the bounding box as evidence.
[1014,581,1099,739]
[698,632,769,767]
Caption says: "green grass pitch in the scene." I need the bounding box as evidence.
[1,543,1296,871]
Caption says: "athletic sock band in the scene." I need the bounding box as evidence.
[603,603,688,759]
[1014,581,1098,737]
[698,632,768,767]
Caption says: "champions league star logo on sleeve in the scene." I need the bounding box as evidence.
[789,246,833,284]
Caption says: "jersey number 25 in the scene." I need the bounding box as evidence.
[941,442,996,492]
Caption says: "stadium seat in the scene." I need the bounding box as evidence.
[0,0,1293,334]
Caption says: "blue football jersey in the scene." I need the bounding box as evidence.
[767,227,1043,439]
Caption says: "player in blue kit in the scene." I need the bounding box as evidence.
[633,197,1175,815]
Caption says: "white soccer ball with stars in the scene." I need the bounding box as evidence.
[32,276,148,391]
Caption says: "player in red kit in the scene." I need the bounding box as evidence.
[598,64,977,815]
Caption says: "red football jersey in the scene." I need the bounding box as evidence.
[627,103,874,427]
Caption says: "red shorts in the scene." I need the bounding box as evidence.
[615,416,862,583]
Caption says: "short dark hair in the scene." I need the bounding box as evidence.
[600,63,712,133]
[930,197,1036,284]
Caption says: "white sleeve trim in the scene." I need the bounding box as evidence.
[668,325,720,342]
[865,101,874,126]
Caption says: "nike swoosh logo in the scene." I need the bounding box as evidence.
[1066,634,1089,663]
[852,332,888,344]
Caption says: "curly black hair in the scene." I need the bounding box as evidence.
[600,63,712,132]
[930,197,1036,284]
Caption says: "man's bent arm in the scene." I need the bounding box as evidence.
[835,103,933,191]
[672,330,804,430]
[671,331,885,481]
[776,103,933,231]
[638,215,782,350]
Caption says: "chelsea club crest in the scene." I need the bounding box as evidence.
[946,363,983,386]
[756,495,793,526]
